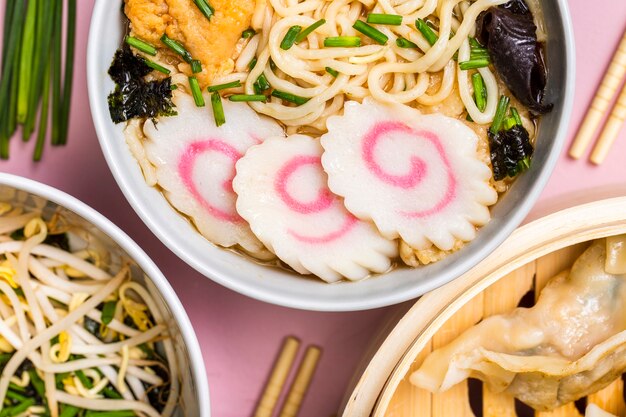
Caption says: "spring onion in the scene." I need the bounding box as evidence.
[142,58,171,75]
[415,18,438,46]
[459,58,490,70]
[324,36,361,47]
[254,74,271,93]
[190,59,203,74]
[367,13,402,26]
[160,34,193,63]
[229,94,267,102]
[211,92,225,126]
[189,76,205,107]
[242,28,256,38]
[207,80,242,92]
[248,57,258,70]
[471,72,486,112]
[510,107,522,126]
[124,36,157,56]
[295,19,326,43]
[101,301,117,325]
[325,67,339,77]
[396,37,418,48]
[353,20,388,45]
[281,26,302,50]
[490,95,510,134]
[271,90,310,105]
[192,0,214,21]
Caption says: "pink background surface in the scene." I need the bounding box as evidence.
[1,1,626,416]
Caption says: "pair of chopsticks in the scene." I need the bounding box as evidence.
[254,336,322,417]
[569,29,626,164]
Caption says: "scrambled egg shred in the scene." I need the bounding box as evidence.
[125,0,256,87]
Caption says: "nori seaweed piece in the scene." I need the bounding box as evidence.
[489,124,534,181]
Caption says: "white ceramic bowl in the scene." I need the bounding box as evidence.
[87,0,575,311]
[0,173,210,417]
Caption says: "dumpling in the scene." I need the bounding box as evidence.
[143,92,284,257]
[233,134,397,283]
[411,238,626,411]
[321,98,497,252]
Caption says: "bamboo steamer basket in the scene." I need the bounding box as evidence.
[341,197,626,417]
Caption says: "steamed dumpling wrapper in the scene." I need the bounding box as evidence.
[411,237,626,411]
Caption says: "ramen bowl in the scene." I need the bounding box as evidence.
[87,0,575,311]
[0,173,210,417]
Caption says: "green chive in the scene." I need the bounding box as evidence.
[29,369,46,398]
[353,20,388,45]
[295,19,326,43]
[33,61,51,161]
[125,36,157,56]
[471,72,486,112]
[242,28,256,39]
[101,300,117,325]
[255,74,270,92]
[248,57,258,70]
[271,90,310,105]
[59,405,81,417]
[207,80,242,92]
[6,390,27,402]
[102,386,123,399]
[75,369,93,389]
[191,59,203,74]
[50,0,63,145]
[171,84,178,90]
[280,26,302,50]
[57,0,77,146]
[510,107,522,126]
[161,34,193,63]
[416,18,438,46]
[469,37,483,49]
[459,58,490,70]
[142,58,171,75]
[17,0,38,124]
[228,94,267,102]
[189,77,205,107]
[504,116,517,130]
[490,95,510,134]
[367,13,402,26]
[396,37,418,48]
[0,398,35,417]
[193,0,214,21]
[325,67,339,77]
[211,92,225,126]
[324,36,361,47]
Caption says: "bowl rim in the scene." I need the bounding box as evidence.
[0,172,211,417]
[86,0,576,312]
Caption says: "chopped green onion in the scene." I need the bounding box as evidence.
[471,72,486,112]
[248,57,258,70]
[242,28,256,39]
[510,107,522,126]
[102,386,123,399]
[367,13,402,26]
[211,92,225,126]
[75,369,94,389]
[415,18,438,46]
[396,37,418,48]
[192,0,214,21]
[468,37,484,50]
[295,19,326,43]
[324,36,361,47]
[59,405,81,417]
[189,76,205,107]
[466,113,474,122]
[171,84,178,90]
[207,80,242,92]
[124,36,157,56]
[142,58,171,75]
[490,95,510,134]
[271,90,310,105]
[229,94,267,102]
[325,67,339,77]
[190,59,203,74]
[254,73,271,92]
[353,20,388,45]
[160,34,193,63]
[280,25,302,50]
[0,398,35,417]
[101,301,117,325]
[6,390,27,402]
[459,58,490,70]
[517,156,531,172]
[504,116,517,130]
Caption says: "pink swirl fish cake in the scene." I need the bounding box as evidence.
[143,92,284,257]
[233,135,397,283]
[321,98,497,252]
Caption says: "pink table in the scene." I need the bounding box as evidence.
[2,1,626,416]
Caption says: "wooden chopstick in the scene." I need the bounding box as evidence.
[569,29,626,159]
[590,80,626,164]
[278,345,322,417]
[254,336,301,417]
